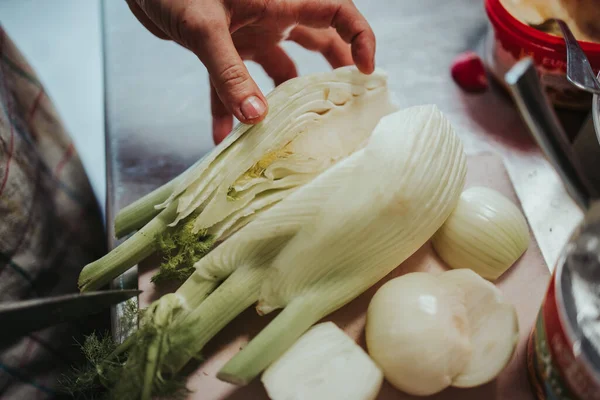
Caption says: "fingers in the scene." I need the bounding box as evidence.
[125,0,171,40]
[211,83,234,145]
[198,27,268,125]
[212,45,297,144]
[287,26,353,69]
[252,46,298,86]
[331,3,375,73]
[289,1,376,74]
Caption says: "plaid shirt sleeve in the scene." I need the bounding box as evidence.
[0,25,107,399]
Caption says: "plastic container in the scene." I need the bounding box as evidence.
[483,0,600,110]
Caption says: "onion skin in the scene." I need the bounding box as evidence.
[431,186,530,281]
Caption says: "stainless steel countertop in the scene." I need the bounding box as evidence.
[102,0,584,335]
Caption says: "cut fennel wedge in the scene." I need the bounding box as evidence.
[78,66,397,292]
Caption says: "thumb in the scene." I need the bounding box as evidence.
[187,22,268,124]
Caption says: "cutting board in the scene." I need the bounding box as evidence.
[138,152,551,400]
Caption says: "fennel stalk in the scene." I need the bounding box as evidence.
[78,202,178,292]
[113,180,177,239]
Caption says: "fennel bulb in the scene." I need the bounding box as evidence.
[217,103,468,385]
[78,66,396,292]
[159,145,370,374]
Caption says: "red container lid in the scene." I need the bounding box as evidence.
[485,0,600,69]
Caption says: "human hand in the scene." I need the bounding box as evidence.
[126,0,376,144]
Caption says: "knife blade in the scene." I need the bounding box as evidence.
[0,289,141,344]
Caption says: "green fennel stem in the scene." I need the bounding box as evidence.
[106,334,135,361]
[217,297,323,385]
[78,201,178,292]
[163,266,266,374]
[150,278,219,346]
[142,335,162,400]
[175,272,221,311]
[113,293,190,400]
[114,180,177,239]
[94,278,217,398]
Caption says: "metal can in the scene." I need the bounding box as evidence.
[527,216,600,400]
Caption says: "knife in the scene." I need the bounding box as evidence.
[0,289,140,344]
[505,57,599,209]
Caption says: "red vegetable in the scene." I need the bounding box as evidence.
[451,51,488,93]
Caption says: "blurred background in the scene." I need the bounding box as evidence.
[0,0,105,215]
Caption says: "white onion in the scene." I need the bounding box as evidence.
[365,272,471,396]
[366,270,518,396]
[439,269,519,387]
[431,186,530,280]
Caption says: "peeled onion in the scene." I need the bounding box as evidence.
[365,272,472,396]
[366,270,518,396]
[439,269,519,387]
[431,186,530,281]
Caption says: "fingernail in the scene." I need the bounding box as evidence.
[240,96,266,120]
